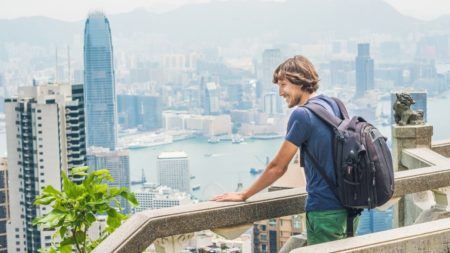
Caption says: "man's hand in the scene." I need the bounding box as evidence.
[210,192,247,202]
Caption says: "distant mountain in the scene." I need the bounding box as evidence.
[0,16,81,46]
[0,0,437,46]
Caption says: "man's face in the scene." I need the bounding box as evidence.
[277,78,304,108]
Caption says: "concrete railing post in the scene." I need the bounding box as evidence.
[392,124,433,227]
[392,124,433,171]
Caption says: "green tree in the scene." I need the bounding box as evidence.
[33,166,138,253]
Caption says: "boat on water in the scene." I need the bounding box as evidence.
[207,137,220,144]
[192,184,201,191]
[250,167,263,175]
[232,135,245,144]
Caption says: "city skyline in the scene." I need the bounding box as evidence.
[1,0,450,21]
[1,0,450,251]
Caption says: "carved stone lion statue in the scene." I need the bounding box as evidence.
[393,93,425,126]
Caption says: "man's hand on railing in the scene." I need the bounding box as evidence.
[211,191,247,201]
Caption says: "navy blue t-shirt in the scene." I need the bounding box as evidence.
[285,94,343,212]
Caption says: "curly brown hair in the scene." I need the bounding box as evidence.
[272,55,320,93]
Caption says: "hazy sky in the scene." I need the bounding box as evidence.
[0,0,450,21]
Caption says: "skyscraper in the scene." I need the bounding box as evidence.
[355,43,374,96]
[262,49,283,114]
[262,49,282,93]
[5,83,87,253]
[0,157,9,253]
[139,95,163,130]
[157,152,190,194]
[117,95,163,130]
[84,12,117,150]
[204,82,220,115]
[87,147,131,214]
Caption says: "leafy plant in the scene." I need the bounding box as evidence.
[33,166,138,253]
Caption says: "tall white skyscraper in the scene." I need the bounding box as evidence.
[157,152,190,194]
[87,147,130,214]
[5,83,87,253]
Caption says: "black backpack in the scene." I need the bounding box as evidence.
[302,97,394,237]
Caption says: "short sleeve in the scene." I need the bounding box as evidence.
[285,108,312,147]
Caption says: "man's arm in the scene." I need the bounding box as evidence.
[211,140,298,202]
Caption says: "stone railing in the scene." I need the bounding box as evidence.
[94,161,450,253]
[432,138,450,157]
[94,124,450,253]
[292,216,450,253]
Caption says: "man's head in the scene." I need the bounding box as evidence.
[273,55,319,108]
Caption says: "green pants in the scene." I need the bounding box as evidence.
[306,209,359,245]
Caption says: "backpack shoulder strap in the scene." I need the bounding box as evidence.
[331,97,349,119]
[302,102,342,128]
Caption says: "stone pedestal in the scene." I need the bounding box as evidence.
[392,124,433,227]
[392,124,433,171]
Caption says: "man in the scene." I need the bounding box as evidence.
[212,55,356,245]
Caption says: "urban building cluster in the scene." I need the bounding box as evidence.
[0,2,449,252]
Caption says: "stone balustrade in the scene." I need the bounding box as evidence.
[94,122,450,253]
[291,216,450,253]
[94,155,450,253]
[432,138,450,157]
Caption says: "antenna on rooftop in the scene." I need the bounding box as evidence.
[55,46,58,84]
[67,45,71,86]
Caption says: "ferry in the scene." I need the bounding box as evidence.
[207,137,220,144]
[232,135,245,144]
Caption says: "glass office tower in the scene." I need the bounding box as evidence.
[84,12,117,150]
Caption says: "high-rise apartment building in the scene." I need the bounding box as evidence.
[5,83,86,253]
[140,95,163,130]
[263,92,278,115]
[0,157,9,253]
[157,152,190,194]
[84,12,117,150]
[262,49,283,114]
[355,43,374,96]
[204,82,220,115]
[133,184,192,213]
[262,49,282,93]
[253,155,304,253]
[117,95,140,129]
[87,147,130,214]
[118,95,163,130]
[253,216,302,253]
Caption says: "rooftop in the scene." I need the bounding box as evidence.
[157,151,188,159]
